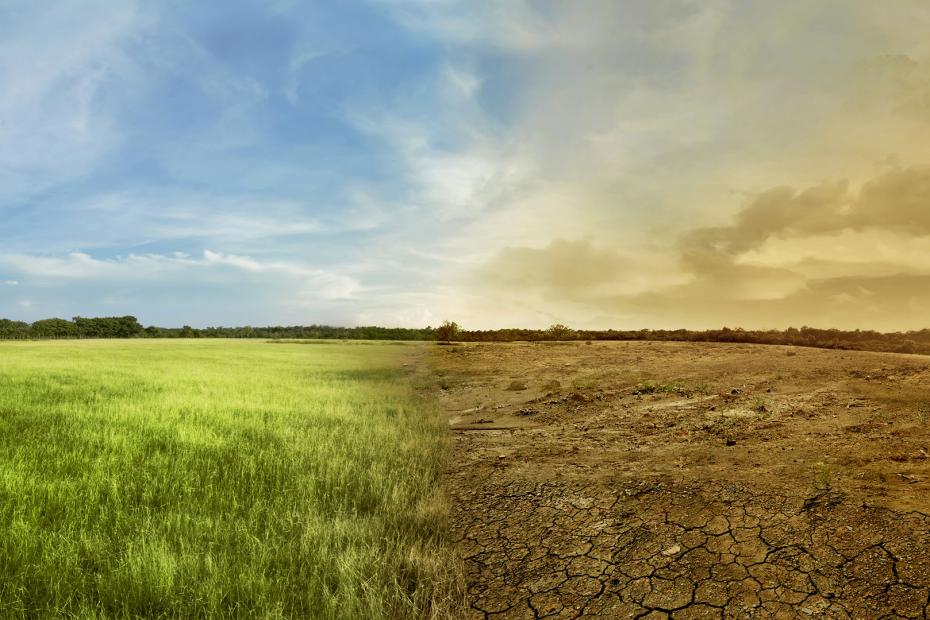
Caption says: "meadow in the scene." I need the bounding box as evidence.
[0,340,455,619]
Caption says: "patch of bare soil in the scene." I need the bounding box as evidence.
[424,341,930,619]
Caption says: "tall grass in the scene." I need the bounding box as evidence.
[0,340,457,619]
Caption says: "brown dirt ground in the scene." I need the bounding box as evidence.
[422,341,930,619]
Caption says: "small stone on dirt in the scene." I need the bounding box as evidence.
[726,438,737,446]
[661,545,681,556]
[506,380,528,391]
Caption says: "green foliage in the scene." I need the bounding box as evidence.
[0,340,454,619]
[0,318,438,341]
[435,321,461,344]
[72,316,144,338]
[633,381,689,396]
[0,319,31,339]
[29,317,77,339]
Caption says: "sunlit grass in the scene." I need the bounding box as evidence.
[0,339,456,619]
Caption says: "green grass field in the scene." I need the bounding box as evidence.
[0,340,456,619]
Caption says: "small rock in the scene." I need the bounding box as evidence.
[506,380,528,391]
[726,438,737,447]
[661,545,681,556]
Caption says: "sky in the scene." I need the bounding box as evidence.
[2,1,930,330]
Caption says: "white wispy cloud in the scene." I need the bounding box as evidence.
[374,0,554,52]
[0,250,358,301]
[0,1,144,199]
[344,62,530,226]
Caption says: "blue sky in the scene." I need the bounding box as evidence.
[1,1,469,326]
[3,2,930,329]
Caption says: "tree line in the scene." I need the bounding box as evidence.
[4,316,930,357]
[456,323,930,355]
[0,316,436,341]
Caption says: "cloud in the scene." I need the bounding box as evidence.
[483,240,626,291]
[285,49,336,104]
[678,166,930,279]
[0,1,144,199]
[201,250,358,300]
[2,281,17,286]
[475,164,930,330]
[373,1,554,52]
[0,250,357,300]
[0,248,371,326]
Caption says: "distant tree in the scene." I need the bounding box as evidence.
[0,319,31,339]
[31,318,77,339]
[116,316,144,337]
[71,315,143,338]
[545,323,576,341]
[436,320,461,344]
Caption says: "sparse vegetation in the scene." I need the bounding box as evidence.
[571,377,596,390]
[0,340,454,619]
[811,462,834,491]
[633,381,690,396]
[457,325,930,356]
[916,403,930,423]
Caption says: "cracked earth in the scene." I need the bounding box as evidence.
[427,341,930,618]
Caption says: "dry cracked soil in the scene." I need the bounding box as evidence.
[423,341,930,619]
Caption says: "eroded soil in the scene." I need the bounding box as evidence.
[426,341,930,619]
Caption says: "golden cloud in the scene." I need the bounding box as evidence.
[479,165,930,330]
